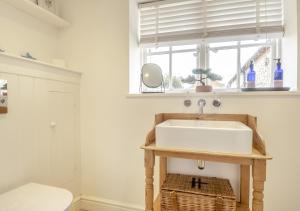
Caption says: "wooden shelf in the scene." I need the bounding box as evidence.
[0,51,81,74]
[142,144,271,165]
[2,0,70,28]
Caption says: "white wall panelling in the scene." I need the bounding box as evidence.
[0,53,81,197]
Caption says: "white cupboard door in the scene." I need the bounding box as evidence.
[48,91,76,185]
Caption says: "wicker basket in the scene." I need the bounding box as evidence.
[161,174,236,211]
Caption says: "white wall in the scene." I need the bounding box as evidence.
[129,0,141,93]
[58,0,300,211]
[298,1,300,88]
[282,0,298,89]
[0,2,58,62]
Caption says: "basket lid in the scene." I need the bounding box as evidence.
[162,174,236,200]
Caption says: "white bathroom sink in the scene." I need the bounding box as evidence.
[156,119,253,154]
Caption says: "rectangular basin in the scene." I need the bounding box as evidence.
[156,120,253,154]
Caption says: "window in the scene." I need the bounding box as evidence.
[208,39,279,89]
[142,45,198,90]
[142,38,280,90]
[135,0,287,92]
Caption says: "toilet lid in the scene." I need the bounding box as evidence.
[0,183,73,211]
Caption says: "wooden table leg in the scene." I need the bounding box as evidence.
[240,165,250,210]
[145,150,155,211]
[252,160,266,211]
[160,157,167,188]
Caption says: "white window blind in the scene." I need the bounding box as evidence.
[139,0,284,45]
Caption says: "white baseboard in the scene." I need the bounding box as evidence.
[73,195,144,211]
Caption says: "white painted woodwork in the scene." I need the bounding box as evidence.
[0,53,81,197]
[1,0,70,28]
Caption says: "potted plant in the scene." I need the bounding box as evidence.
[182,68,222,92]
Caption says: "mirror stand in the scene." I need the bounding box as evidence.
[140,74,165,93]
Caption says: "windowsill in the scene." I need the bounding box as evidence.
[127,90,300,98]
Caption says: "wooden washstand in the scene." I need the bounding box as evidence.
[141,113,272,211]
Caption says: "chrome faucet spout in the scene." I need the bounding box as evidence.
[197,99,206,114]
[197,160,205,170]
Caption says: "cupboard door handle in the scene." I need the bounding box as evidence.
[50,121,57,128]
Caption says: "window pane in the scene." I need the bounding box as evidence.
[209,48,238,89]
[241,46,272,88]
[172,52,197,90]
[146,54,170,89]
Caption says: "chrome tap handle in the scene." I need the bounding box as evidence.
[212,98,222,108]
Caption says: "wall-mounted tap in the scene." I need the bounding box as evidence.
[184,99,192,107]
[197,99,206,114]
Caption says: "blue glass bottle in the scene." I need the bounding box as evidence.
[247,61,256,88]
[274,59,283,87]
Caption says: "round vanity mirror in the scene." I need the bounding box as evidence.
[141,63,164,91]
